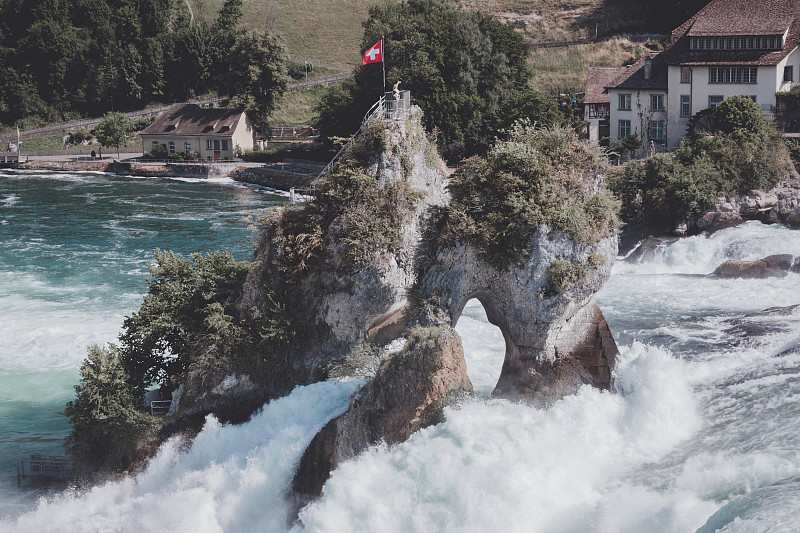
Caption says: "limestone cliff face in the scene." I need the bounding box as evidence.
[236,108,448,375]
[419,228,618,401]
[169,108,621,506]
[293,327,471,504]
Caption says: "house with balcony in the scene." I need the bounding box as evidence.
[140,104,255,161]
[597,0,800,151]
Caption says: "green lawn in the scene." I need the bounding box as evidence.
[269,86,328,126]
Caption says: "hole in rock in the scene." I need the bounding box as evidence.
[454,298,505,397]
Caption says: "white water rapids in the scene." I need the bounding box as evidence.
[3,209,800,531]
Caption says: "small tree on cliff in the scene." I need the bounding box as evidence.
[64,345,158,472]
[94,112,134,158]
[118,249,250,403]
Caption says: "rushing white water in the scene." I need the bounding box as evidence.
[3,172,800,533]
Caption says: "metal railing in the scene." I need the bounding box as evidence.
[127,158,242,165]
[150,400,172,416]
[384,90,410,120]
[309,95,388,193]
[17,455,75,485]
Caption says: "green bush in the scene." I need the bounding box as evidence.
[546,259,587,291]
[64,345,159,473]
[69,129,92,145]
[611,96,791,230]
[241,147,288,162]
[445,121,620,269]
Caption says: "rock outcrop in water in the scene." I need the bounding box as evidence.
[713,254,796,279]
[164,107,620,507]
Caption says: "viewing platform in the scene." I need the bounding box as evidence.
[17,454,75,486]
[0,153,27,167]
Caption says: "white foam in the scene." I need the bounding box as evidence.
[295,343,702,533]
[3,380,358,533]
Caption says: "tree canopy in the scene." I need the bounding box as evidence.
[315,0,561,159]
[64,344,159,472]
[118,249,250,403]
[0,0,287,134]
[93,111,134,157]
[610,96,791,229]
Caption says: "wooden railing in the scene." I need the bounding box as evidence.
[17,455,75,485]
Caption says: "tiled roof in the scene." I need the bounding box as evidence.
[608,52,668,91]
[141,104,245,137]
[585,67,626,103]
[687,0,796,36]
[665,0,800,66]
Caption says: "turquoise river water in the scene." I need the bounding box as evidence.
[2,170,800,532]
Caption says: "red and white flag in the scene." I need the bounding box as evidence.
[362,40,382,65]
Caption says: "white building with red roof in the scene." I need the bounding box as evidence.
[595,0,800,151]
[140,104,255,161]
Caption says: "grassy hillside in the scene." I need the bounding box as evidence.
[197,0,382,69]
[201,0,652,79]
[529,38,651,95]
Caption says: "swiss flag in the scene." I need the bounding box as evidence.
[362,40,382,65]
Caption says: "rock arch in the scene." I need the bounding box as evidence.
[419,228,618,402]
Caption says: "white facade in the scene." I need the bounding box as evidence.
[608,88,669,151]
[601,0,800,150]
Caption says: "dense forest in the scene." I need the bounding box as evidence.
[0,0,288,134]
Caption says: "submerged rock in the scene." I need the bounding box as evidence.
[624,235,666,264]
[712,254,794,279]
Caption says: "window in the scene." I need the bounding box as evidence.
[213,140,220,150]
[152,141,159,149]
[619,120,631,138]
[168,141,175,154]
[785,66,794,82]
[681,67,692,83]
[221,140,228,150]
[206,139,213,150]
[650,94,664,111]
[619,94,631,110]
[710,66,757,84]
[709,95,723,109]
[184,142,191,154]
[650,120,664,141]
[680,95,691,117]
[724,67,741,84]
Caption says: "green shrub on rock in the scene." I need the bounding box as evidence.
[64,345,159,473]
[446,121,620,269]
[610,96,791,230]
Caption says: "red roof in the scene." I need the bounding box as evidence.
[687,0,796,36]
[666,0,800,66]
[608,53,668,91]
[141,104,245,137]
[585,67,627,104]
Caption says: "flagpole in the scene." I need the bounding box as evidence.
[381,36,386,99]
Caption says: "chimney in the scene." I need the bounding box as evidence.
[644,56,653,81]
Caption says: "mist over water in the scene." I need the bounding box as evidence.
[3,171,800,532]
